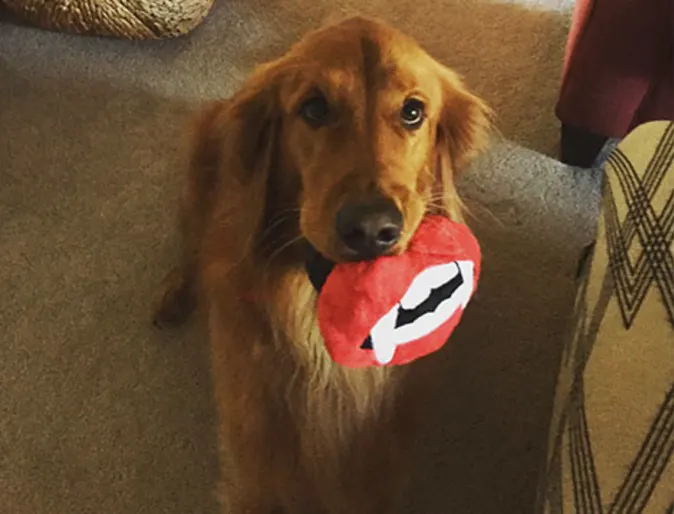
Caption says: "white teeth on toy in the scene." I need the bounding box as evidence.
[393,262,474,344]
[456,261,474,309]
[369,307,399,364]
[399,262,460,310]
[368,260,476,365]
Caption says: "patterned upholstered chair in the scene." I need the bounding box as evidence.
[537,120,674,514]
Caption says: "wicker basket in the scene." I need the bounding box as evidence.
[1,0,215,39]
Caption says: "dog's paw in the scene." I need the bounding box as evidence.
[151,267,196,329]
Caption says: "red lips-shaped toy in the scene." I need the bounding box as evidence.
[309,216,481,368]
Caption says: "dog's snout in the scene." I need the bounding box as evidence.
[335,198,403,259]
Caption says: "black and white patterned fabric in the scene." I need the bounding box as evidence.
[538,121,674,514]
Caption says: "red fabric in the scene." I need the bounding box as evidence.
[556,0,674,138]
[317,216,481,368]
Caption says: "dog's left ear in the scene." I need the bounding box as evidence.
[435,67,492,173]
[433,66,492,217]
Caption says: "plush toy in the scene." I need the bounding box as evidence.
[305,215,481,368]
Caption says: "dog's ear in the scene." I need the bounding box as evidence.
[433,65,492,218]
[185,62,282,196]
[435,66,492,173]
[221,62,284,184]
[191,62,288,270]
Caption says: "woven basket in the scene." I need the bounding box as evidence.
[2,0,215,39]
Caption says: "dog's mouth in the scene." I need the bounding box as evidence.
[304,243,337,292]
[302,216,423,292]
[362,260,474,364]
[303,241,405,292]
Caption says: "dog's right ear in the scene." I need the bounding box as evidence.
[224,63,284,184]
[191,62,283,186]
[189,62,290,271]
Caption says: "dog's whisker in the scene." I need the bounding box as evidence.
[257,229,303,259]
[259,234,306,278]
[257,215,295,245]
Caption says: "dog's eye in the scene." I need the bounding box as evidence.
[400,98,426,130]
[299,95,330,127]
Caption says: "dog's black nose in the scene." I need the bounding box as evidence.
[335,197,403,259]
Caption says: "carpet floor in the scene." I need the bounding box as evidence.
[0,1,603,513]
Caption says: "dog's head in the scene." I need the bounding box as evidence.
[221,16,491,263]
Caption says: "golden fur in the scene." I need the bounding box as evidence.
[153,15,491,514]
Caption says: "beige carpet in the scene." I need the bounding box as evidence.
[0,1,604,513]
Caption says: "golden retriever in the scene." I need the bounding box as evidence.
[153,15,491,514]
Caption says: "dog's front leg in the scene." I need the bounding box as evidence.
[330,388,419,514]
[209,306,301,514]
